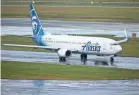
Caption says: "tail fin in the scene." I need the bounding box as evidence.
[29,3,44,35]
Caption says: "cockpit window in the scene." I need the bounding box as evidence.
[110,43,119,46]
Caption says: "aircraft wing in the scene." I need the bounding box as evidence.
[3,44,59,51]
[3,44,78,52]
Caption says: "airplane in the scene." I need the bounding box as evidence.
[3,2,128,65]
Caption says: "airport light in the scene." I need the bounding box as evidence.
[91,2,94,4]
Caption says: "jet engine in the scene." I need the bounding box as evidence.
[57,49,72,57]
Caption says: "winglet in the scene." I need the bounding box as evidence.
[111,29,128,45]
[124,29,128,40]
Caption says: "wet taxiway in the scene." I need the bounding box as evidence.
[2,50,139,69]
[1,18,139,37]
[1,79,139,95]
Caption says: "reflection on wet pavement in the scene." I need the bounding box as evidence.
[1,50,139,69]
[1,79,139,95]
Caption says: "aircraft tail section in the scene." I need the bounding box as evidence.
[29,3,44,36]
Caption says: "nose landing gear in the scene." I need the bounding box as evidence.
[110,57,114,65]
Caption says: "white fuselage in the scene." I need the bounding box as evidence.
[41,34,122,55]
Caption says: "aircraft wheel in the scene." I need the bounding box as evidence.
[80,54,87,65]
[110,57,114,65]
[59,57,66,62]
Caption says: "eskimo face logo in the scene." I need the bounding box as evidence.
[32,16,38,33]
[32,21,37,32]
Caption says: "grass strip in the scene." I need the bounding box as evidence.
[2,6,139,22]
[1,61,139,80]
[2,0,139,2]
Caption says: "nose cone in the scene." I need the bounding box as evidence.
[117,45,122,53]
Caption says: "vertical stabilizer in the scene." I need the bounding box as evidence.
[29,3,45,35]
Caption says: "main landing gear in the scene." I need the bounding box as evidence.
[58,55,114,66]
[59,57,66,62]
[80,54,87,65]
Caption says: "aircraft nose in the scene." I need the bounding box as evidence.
[117,45,122,53]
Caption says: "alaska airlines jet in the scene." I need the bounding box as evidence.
[4,3,128,65]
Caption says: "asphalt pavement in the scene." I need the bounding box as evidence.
[2,50,139,69]
[2,79,139,95]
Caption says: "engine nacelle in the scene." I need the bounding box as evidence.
[57,49,72,57]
